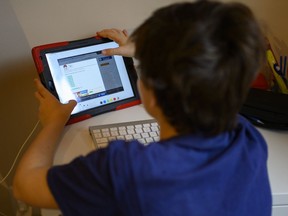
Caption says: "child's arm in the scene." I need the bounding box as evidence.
[13,79,76,208]
[97,28,135,57]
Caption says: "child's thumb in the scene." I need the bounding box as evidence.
[66,100,77,112]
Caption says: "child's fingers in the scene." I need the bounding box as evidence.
[34,79,57,101]
[102,47,121,56]
[65,100,77,113]
[34,79,48,98]
[34,91,44,102]
[122,29,129,37]
[97,29,128,45]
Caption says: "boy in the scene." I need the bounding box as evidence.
[13,1,272,215]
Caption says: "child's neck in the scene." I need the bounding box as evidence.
[156,117,179,141]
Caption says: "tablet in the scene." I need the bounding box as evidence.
[32,36,141,124]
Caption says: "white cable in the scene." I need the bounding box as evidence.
[0,121,40,186]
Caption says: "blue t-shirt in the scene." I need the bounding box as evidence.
[47,116,272,216]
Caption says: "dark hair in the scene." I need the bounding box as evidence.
[131,0,265,136]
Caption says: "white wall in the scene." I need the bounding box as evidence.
[0,1,39,214]
[10,0,288,53]
[238,0,288,57]
[10,0,183,47]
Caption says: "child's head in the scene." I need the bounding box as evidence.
[131,0,265,136]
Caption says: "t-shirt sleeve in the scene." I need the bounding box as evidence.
[47,148,117,216]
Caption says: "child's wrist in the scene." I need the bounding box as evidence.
[41,117,68,129]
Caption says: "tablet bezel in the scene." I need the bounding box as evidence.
[32,36,141,124]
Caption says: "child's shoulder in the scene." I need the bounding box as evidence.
[106,115,266,155]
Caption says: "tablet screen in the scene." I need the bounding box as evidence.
[45,42,135,115]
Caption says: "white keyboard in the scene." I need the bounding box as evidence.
[89,119,160,149]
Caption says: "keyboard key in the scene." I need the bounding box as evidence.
[141,132,149,138]
[98,143,109,149]
[125,135,133,140]
[119,130,127,135]
[93,133,102,138]
[111,131,119,136]
[133,134,142,139]
[138,138,146,144]
[143,127,151,132]
[108,137,116,141]
[149,132,158,137]
[102,132,110,137]
[135,128,143,134]
[110,127,118,131]
[145,137,154,143]
[154,136,160,142]
[127,129,135,135]
[151,126,159,132]
[96,138,108,144]
[117,135,125,140]
[101,128,109,132]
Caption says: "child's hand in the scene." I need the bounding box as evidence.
[34,79,77,127]
[97,29,135,57]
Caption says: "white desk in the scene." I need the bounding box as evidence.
[257,127,288,216]
[42,105,288,216]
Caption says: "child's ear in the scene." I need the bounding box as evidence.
[145,87,163,120]
[147,89,157,110]
[137,79,158,117]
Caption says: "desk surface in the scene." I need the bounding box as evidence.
[53,105,288,206]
